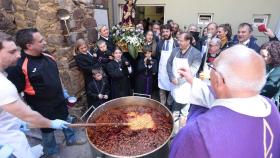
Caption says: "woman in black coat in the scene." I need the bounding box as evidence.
[74,39,101,86]
[106,47,132,99]
[74,39,101,107]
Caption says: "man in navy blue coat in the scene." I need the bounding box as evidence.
[233,22,260,52]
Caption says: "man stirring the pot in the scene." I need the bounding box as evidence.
[0,32,70,158]
[6,28,86,157]
[169,45,280,157]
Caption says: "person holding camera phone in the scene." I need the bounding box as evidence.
[261,26,279,42]
[135,46,157,96]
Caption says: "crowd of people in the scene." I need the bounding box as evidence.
[73,20,280,157]
[1,16,280,157]
[74,21,280,112]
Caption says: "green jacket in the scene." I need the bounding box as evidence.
[261,65,280,104]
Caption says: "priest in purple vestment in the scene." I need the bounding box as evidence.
[169,45,280,158]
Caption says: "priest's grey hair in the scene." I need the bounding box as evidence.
[215,45,266,93]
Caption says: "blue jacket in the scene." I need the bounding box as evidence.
[232,35,260,53]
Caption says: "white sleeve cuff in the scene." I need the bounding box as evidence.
[189,78,214,108]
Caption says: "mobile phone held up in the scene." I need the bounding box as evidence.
[258,24,267,32]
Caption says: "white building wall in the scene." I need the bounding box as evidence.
[114,0,280,44]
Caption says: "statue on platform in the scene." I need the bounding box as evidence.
[122,0,136,27]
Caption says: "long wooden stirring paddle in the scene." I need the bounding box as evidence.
[69,123,130,128]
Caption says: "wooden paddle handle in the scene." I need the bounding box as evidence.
[69,123,130,128]
[68,123,95,128]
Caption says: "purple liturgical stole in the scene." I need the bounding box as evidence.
[170,98,280,158]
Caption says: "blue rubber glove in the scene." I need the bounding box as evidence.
[51,119,70,130]
[63,89,70,99]
[18,120,29,132]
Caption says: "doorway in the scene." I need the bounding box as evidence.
[135,6,164,24]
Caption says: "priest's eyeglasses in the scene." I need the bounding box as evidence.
[207,64,217,72]
[207,63,226,83]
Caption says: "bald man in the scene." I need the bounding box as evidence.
[169,45,280,158]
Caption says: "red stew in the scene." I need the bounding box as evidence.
[87,105,173,157]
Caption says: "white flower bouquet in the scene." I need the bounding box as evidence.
[111,25,144,59]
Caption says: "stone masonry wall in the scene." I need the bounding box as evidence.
[0,0,109,115]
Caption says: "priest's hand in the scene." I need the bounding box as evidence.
[178,68,193,85]
[179,116,187,128]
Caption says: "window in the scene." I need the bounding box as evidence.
[252,14,270,28]
[198,13,214,25]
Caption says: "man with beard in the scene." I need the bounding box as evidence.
[156,24,179,108]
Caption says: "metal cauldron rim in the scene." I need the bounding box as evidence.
[85,96,174,158]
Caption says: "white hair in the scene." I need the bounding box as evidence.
[210,37,222,48]
[215,45,266,93]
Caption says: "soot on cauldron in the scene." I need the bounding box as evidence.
[87,105,173,157]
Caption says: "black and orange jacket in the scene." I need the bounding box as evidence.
[6,51,65,108]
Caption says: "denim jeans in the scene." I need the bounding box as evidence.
[42,116,76,156]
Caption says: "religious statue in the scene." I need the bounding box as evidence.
[122,0,136,27]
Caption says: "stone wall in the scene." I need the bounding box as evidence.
[0,0,109,115]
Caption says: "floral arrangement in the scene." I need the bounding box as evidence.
[111,25,144,59]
